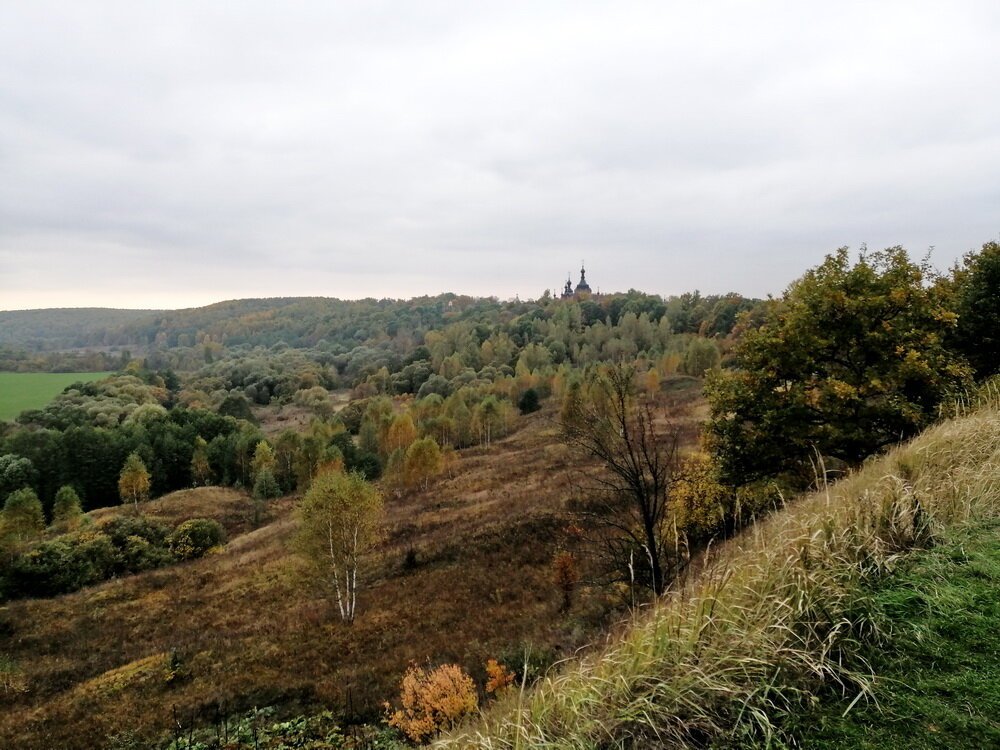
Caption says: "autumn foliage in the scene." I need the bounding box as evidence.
[551,551,580,611]
[386,662,478,743]
[484,659,516,696]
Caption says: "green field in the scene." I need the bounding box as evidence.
[0,372,109,420]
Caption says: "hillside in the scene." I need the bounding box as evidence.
[0,381,703,749]
[440,403,1000,747]
[784,518,1000,748]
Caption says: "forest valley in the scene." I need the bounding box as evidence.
[1,242,999,748]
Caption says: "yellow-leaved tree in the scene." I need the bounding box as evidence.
[118,453,151,511]
[294,470,383,622]
[404,437,444,491]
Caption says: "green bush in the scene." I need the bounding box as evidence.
[0,515,179,601]
[168,518,227,560]
[74,532,118,579]
[99,515,170,550]
[121,534,174,573]
[2,538,104,598]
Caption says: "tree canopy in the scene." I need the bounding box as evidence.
[706,247,971,487]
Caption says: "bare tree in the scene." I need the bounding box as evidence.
[560,365,687,596]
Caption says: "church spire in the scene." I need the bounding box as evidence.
[575,261,592,294]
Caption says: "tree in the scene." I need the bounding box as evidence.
[952,241,1000,378]
[294,470,383,622]
[273,429,302,492]
[403,437,444,491]
[517,387,541,414]
[1,487,45,543]
[552,550,580,611]
[560,364,685,596]
[218,392,257,423]
[705,247,971,487]
[0,454,37,502]
[251,440,276,481]
[252,467,281,500]
[118,452,151,510]
[682,337,720,377]
[383,413,418,457]
[51,485,83,529]
[190,436,213,486]
[472,396,502,448]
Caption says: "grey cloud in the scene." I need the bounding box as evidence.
[2,1,999,309]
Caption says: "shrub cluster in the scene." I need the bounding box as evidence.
[0,515,226,600]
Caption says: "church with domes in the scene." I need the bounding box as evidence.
[560,263,593,299]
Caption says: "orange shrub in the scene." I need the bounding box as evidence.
[484,659,515,696]
[386,662,478,743]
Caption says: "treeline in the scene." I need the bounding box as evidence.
[0,307,165,352]
[1,289,758,362]
[0,347,125,374]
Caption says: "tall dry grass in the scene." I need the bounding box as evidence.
[440,403,1000,748]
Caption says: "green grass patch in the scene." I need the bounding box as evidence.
[781,519,1000,749]
[0,372,108,420]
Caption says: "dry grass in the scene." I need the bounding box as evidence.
[87,486,287,540]
[253,389,353,437]
[0,379,705,749]
[438,405,1000,748]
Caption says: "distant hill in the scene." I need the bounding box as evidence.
[0,295,516,352]
[0,308,165,350]
[1,292,756,354]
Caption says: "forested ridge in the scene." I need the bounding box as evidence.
[0,307,167,351]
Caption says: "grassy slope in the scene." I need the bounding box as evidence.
[0,371,108,420]
[0,382,704,749]
[782,518,1000,749]
[441,406,1000,748]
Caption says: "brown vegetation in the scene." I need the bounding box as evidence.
[0,378,704,749]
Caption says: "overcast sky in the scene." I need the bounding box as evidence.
[2,1,998,310]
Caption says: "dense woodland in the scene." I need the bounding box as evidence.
[2,242,1000,747]
[0,288,751,516]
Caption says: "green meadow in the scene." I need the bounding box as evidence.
[0,372,108,420]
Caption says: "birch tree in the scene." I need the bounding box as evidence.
[294,470,383,622]
[118,453,151,511]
